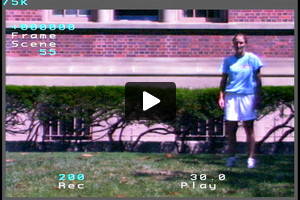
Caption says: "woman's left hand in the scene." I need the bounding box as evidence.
[254,94,262,110]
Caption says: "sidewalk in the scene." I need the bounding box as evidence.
[6,57,294,88]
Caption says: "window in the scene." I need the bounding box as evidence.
[44,117,91,141]
[175,117,224,141]
[53,9,92,17]
[49,9,95,22]
[179,10,227,22]
[115,10,159,21]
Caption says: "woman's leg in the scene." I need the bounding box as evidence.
[225,120,238,157]
[243,120,255,158]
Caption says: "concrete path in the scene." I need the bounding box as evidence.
[6,57,294,88]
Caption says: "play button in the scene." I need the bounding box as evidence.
[125,82,176,121]
[143,91,160,111]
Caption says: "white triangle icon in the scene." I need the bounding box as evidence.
[143,91,160,111]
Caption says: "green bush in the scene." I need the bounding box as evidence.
[5,85,294,148]
[260,86,294,116]
[175,86,294,120]
[6,85,294,122]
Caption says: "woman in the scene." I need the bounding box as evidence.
[218,33,263,168]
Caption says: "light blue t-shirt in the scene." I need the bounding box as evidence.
[220,52,263,94]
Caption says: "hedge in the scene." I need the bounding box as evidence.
[5,85,294,148]
[6,85,294,122]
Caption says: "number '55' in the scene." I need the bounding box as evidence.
[39,49,56,56]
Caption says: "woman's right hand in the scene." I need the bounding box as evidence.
[218,96,225,109]
[219,74,227,110]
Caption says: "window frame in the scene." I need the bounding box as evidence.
[44,117,91,141]
[114,10,160,22]
[178,10,228,23]
[47,9,96,22]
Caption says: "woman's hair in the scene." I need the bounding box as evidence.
[232,33,248,44]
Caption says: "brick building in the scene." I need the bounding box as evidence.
[5,9,294,147]
[6,9,294,58]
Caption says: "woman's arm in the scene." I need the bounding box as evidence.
[254,68,262,109]
[218,73,228,109]
[255,68,262,93]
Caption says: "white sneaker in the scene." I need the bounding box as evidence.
[247,158,257,168]
[225,157,236,167]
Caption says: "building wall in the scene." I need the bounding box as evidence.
[6,9,43,21]
[228,9,294,22]
[5,108,295,143]
[5,34,294,57]
[6,9,295,22]
[5,9,294,58]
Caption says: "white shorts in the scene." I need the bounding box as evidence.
[224,93,257,121]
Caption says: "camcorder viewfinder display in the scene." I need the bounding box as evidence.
[3,0,297,200]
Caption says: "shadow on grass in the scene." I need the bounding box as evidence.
[132,170,190,181]
[217,169,294,196]
[132,153,294,196]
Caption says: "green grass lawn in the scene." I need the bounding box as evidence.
[5,152,294,197]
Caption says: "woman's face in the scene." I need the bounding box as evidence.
[233,36,246,56]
